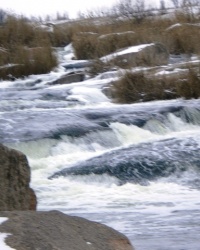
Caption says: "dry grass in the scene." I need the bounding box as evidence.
[176,68,200,99]
[0,14,57,80]
[87,59,114,77]
[164,23,200,54]
[111,68,200,103]
[70,6,200,60]
[1,4,200,80]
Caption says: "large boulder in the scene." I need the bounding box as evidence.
[0,144,37,211]
[102,43,169,68]
[0,210,134,250]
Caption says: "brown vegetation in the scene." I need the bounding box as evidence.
[1,0,200,80]
[69,0,200,60]
[0,14,57,80]
[111,68,200,103]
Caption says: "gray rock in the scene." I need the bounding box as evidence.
[0,144,37,211]
[102,43,169,68]
[0,210,134,250]
[62,60,92,69]
[50,71,85,85]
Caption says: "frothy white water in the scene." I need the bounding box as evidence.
[66,86,109,104]
[7,115,200,249]
[2,43,200,250]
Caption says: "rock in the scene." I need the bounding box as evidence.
[50,71,85,85]
[102,43,169,67]
[29,188,37,210]
[0,210,134,250]
[0,144,37,211]
[62,60,92,69]
[49,136,197,185]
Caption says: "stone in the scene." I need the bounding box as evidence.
[102,43,169,68]
[62,60,92,69]
[0,144,37,211]
[0,210,135,250]
[50,71,85,85]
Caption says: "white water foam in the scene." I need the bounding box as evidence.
[5,108,200,250]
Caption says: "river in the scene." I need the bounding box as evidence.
[0,48,200,250]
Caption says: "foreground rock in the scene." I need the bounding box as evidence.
[0,144,37,211]
[0,210,134,250]
[102,43,169,67]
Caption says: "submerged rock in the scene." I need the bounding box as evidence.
[50,137,200,186]
[0,210,134,250]
[0,144,37,211]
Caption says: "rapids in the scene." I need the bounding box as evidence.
[1,47,200,250]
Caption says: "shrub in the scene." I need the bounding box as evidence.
[88,58,116,77]
[165,24,200,54]
[111,71,158,103]
[0,45,57,80]
[49,25,73,47]
[0,14,58,79]
[111,68,200,104]
[72,33,98,59]
[176,68,200,99]
[97,31,136,57]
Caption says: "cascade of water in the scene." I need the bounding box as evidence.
[1,46,200,250]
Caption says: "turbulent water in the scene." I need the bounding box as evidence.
[1,49,200,250]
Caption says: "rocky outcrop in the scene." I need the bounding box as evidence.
[102,43,169,68]
[0,210,134,250]
[0,144,37,211]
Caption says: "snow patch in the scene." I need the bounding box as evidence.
[101,43,154,62]
[0,218,16,250]
[166,23,181,31]
[99,31,135,39]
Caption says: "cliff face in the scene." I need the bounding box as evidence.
[0,144,37,211]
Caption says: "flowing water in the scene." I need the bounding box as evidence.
[1,51,200,250]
